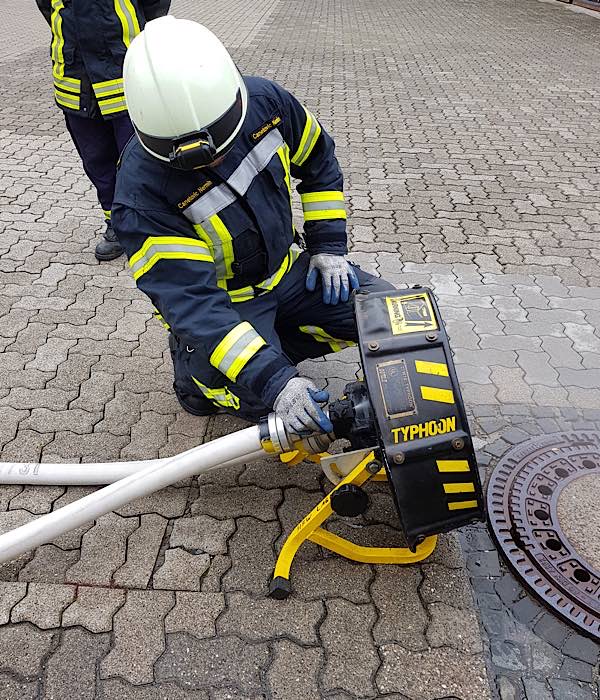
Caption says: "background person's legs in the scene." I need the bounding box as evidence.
[64,112,133,260]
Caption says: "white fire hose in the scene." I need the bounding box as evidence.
[0,416,331,564]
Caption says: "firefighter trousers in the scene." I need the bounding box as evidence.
[170,252,394,423]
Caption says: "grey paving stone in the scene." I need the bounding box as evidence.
[112,513,168,589]
[274,486,323,560]
[371,567,428,650]
[491,639,528,672]
[491,367,533,404]
[422,563,476,610]
[66,512,138,585]
[24,337,75,372]
[62,586,126,634]
[522,678,553,700]
[560,658,594,683]
[191,483,281,522]
[376,644,490,699]
[164,592,225,638]
[497,675,523,700]
[100,590,174,685]
[267,640,323,700]
[155,634,269,694]
[115,485,190,518]
[169,515,235,555]
[0,582,27,625]
[321,598,378,697]
[563,634,600,664]
[426,532,466,567]
[43,627,110,700]
[292,557,373,603]
[218,591,323,644]
[0,676,39,700]
[426,602,484,653]
[548,679,596,700]
[239,454,322,491]
[516,350,559,386]
[0,623,56,679]
[10,583,75,629]
[98,679,209,700]
[9,485,65,515]
[222,517,278,596]
[18,544,80,583]
[153,548,211,591]
[22,407,102,435]
[200,554,231,594]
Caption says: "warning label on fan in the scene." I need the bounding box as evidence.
[385,293,438,335]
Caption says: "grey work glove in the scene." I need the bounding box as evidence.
[306,253,360,305]
[273,377,333,436]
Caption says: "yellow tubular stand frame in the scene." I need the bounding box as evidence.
[270,450,437,598]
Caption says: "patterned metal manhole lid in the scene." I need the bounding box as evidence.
[487,430,600,641]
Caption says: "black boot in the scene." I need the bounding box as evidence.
[95,221,124,261]
[168,334,222,416]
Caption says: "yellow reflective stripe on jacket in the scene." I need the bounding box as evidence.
[299,325,356,352]
[50,0,65,78]
[257,243,302,293]
[114,0,141,48]
[93,77,124,94]
[193,215,234,289]
[54,89,80,110]
[54,76,81,92]
[227,244,302,303]
[210,321,267,382]
[129,236,213,281]
[98,96,128,116]
[191,377,241,410]
[277,144,292,199]
[300,191,346,221]
[103,209,112,221]
[292,107,322,167]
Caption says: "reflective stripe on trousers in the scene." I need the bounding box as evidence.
[298,325,356,352]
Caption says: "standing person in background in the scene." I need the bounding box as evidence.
[35,0,170,260]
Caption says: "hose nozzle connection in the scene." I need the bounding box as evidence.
[259,414,333,456]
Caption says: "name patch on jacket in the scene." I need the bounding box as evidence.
[177,180,215,210]
[252,116,282,142]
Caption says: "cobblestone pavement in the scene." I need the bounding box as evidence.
[1,0,600,697]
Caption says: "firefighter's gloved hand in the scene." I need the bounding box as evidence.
[273,377,333,436]
[306,254,360,305]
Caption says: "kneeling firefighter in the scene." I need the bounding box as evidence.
[113,16,394,435]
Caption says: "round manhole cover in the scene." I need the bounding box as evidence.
[487,431,600,640]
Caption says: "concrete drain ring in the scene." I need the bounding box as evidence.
[487,431,600,640]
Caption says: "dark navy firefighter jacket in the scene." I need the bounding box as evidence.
[113,77,348,409]
[35,0,170,119]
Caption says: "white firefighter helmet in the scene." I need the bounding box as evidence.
[123,16,248,169]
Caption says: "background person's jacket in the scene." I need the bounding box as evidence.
[113,76,348,408]
[35,0,170,119]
